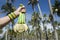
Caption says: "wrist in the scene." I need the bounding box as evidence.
[14,11,19,16]
[8,12,17,20]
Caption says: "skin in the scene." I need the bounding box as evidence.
[0,6,26,29]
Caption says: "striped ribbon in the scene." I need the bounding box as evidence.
[18,12,25,24]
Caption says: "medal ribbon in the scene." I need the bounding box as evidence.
[18,12,25,24]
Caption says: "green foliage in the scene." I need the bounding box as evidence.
[6,0,15,3]
[0,29,3,34]
[28,0,38,11]
[43,14,47,17]
[48,14,54,22]
[52,0,60,17]
[29,12,40,28]
[52,21,58,27]
[28,12,42,39]
[1,3,16,15]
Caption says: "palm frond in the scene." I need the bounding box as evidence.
[1,3,16,15]
[28,0,38,11]
[52,0,60,17]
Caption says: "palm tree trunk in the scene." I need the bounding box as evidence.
[45,28,48,40]
[48,0,53,15]
[39,31,42,40]
[37,2,43,19]
[48,0,58,40]
[43,24,48,40]
[53,27,58,40]
[5,30,8,40]
[11,21,14,40]
[37,1,43,40]
[6,0,8,2]
[5,25,9,40]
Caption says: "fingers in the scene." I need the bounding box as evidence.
[17,6,25,12]
[14,5,26,16]
[16,7,21,12]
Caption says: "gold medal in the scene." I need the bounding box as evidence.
[13,4,28,33]
[13,24,28,33]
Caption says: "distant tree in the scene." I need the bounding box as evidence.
[28,0,43,18]
[28,12,42,40]
[48,0,58,40]
[52,0,60,17]
[43,14,48,40]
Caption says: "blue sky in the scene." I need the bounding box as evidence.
[0,0,54,17]
[0,0,59,17]
[0,0,60,26]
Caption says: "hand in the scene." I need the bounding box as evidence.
[14,6,26,16]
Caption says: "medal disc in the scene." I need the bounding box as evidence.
[13,24,28,33]
[13,24,24,33]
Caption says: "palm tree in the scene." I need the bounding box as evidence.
[47,29,52,40]
[28,12,42,40]
[28,0,38,11]
[43,14,48,40]
[52,0,60,17]
[1,3,15,15]
[53,21,58,40]
[48,0,58,40]
[37,0,43,18]
[28,0,43,18]
[28,1,43,39]
[57,27,60,40]
[4,25,10,40]
[51,0,60,31]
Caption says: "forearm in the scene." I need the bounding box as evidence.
[0,16,10,28]
[0,11,19,29]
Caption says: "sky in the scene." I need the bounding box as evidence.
[0,0,53,17]
[0,0,60,21]
[0,0,60,37]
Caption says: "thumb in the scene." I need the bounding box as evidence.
[16,7,22,12]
